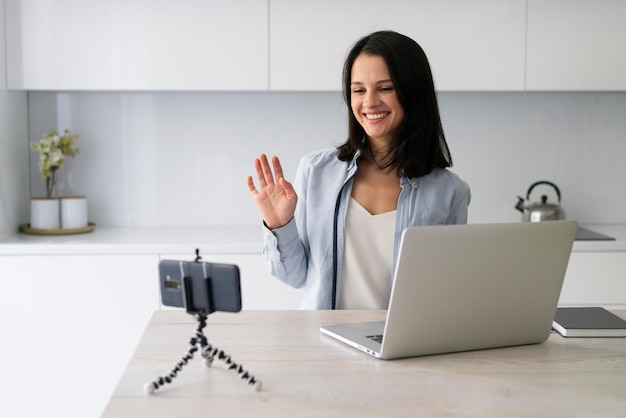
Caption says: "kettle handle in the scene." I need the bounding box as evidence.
[526,181,561,203]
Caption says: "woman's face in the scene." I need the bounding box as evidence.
[350,53,405,149]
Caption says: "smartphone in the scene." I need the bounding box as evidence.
[159,259,242,314]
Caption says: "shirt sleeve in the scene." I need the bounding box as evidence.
[446,178,471,224]
[260,156,312,289]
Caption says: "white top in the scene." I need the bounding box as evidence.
[338,197,397,309]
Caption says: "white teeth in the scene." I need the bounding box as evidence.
[366,113,387,120]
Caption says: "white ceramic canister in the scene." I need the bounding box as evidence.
[60,195,88,229]
[30,197,61,230]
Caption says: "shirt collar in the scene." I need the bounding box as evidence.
[347,150,419,188]
[346,150,361,175]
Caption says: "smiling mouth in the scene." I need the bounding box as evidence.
[365,112,388,120]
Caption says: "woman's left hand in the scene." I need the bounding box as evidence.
[247,154,298,229]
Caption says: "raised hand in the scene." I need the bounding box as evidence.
[247,154,298,229]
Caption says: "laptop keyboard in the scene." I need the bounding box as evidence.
[367,334,383,344]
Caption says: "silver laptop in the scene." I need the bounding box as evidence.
[320,221,578,359]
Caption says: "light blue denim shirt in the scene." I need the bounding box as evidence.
[262,148,471,309]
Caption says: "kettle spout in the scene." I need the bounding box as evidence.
[515,196,525,213]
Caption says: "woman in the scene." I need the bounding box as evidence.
[247,31,470,309]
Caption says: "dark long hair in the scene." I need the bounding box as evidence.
[337,31,452,178]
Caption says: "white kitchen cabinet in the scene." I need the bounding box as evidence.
[159,253,304,310]
[559,252,626,308]
[269,0,526,91]
[0,0,6,90]
[5,0,268,90]
[526,0,626,91]
[0,254,160,418]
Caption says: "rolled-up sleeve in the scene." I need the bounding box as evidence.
[262,218,308,288]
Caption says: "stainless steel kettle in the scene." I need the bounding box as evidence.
[515,181,566,222]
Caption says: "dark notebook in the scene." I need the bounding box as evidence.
[553,307,626,337]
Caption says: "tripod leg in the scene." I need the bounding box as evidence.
[202,342,263,391]
[143,340,200,394]
[143,313,262,393]
[143,314,207,394]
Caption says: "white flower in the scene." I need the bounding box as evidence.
[31,129,80,197]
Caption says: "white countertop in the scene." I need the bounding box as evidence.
[0,225,263,255]
[571,224,626,252]
[103,309,626,418]
[0,224,624,255]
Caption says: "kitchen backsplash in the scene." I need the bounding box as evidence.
[26,91,626,227]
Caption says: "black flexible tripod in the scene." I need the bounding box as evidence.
[144,250,262,394]
[143,312,262,394]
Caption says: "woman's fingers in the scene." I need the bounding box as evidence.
[253,154,287,191]
[278,177,296,200]
[247,175,258,195]
[259,154,276,186]
[271,156,285,181]
[253,158,267,188]
[248,154,297,229]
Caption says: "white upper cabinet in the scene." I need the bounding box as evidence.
[6,1,625,91]
[526,0,626,91]
[5,0,269,90]
[0,0,6,90]
[269,0,527,91]
[0,0,7,90]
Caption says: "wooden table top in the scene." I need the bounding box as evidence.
[103,309,626,417]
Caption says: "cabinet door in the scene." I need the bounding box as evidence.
[270,0,526,91]
[159,253,303,309]
[526,0,626,91]
[559,252,626,308]
[0,254,159,418]
[0,1,6,90]
[6,0,268,90]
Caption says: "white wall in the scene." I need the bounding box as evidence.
[25,91,626,227]
[0,0,29,239]
[438,92,626,224]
